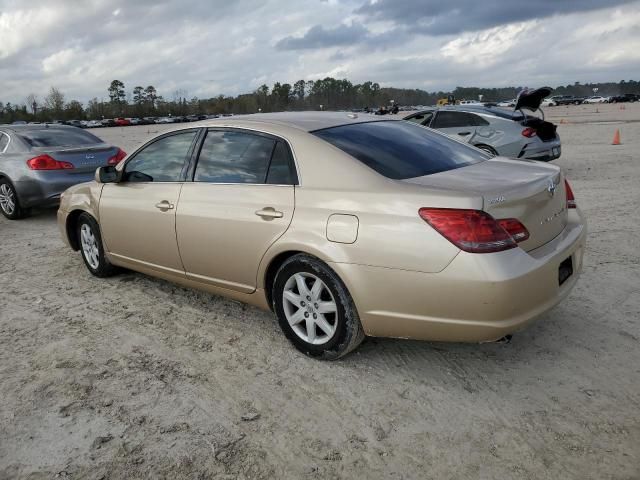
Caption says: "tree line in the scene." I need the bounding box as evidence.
[2,78,639,124]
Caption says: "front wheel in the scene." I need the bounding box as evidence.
[272,254,365,360]
[76,212,118,277]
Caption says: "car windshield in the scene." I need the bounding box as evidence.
[313,120,489,180]
[17,128,103,147]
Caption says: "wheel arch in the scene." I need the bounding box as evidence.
[65,209,93,251]
[263,250,304,310]
[262,248,343,311]
[474,143,498,156]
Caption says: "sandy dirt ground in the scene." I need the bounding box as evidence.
[1,103,639,479]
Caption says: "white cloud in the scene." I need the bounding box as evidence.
[42,48,76,73]
[441,21,537,66]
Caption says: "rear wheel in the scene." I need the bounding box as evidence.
[475,144,497,157]
[76,212,118,277]
[0,179,28,220]
[272,254,364,360]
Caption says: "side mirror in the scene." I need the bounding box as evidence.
[95,165,118,183]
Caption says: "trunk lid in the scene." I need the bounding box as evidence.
[404,158,567,251]
[34,144,118,173]
[514,86,553,112]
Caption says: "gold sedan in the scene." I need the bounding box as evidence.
[57,112,586,359]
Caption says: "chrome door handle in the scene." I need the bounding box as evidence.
[255,207,283,219]
[155,200,174,211]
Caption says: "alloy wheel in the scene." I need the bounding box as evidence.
[0,183,15,215]
[80,223,100,270]
[282,272,338,345]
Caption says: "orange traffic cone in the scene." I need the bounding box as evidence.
[612,129,621,145]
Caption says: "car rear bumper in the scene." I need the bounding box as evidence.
[332,209,586,342]
[14,172,96,208]
[518,138,562,161]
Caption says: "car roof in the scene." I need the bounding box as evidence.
[200,111,393,132]
[404,105,523,119]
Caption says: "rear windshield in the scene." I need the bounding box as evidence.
[17,128,102,148]
[313,121,488,179]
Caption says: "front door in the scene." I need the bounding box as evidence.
[99,129,199,274]
[176,129,297,293]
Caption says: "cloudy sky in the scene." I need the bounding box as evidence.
[1,0,639,104]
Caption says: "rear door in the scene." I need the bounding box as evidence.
[99,129,200,274]
[431,111,478,142]
[176,128,296,293]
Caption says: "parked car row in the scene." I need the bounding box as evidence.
[22,114,231,129]
[546,93,639,105]
[494,93,639,107]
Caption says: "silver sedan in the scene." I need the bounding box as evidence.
[404,105,561,161]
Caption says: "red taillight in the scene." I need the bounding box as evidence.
[419,208,517,253]
[497,218,530,243]
[565,179,576,209]
[26,154,74,170]
[107,148,127,166]
[521,127,537,138]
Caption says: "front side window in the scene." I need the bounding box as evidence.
[313,120,488,180]
[123,130,198,182]
[194,130,276,184]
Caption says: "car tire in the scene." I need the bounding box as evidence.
[0,179,29,220]
[76,212,118,277]
[272,254,365,360]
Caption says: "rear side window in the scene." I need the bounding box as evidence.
[195,130,274,183]
[431,111,489,128]
[313,121,488,180]
[195,130,298,184]
[266,141,297,185]
[468,113,489,126]
[17,128,102,147]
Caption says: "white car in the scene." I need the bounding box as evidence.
[497,99,516,107]
[85,120,102,128]
[541,98,557,107]
[583,96,608,104]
